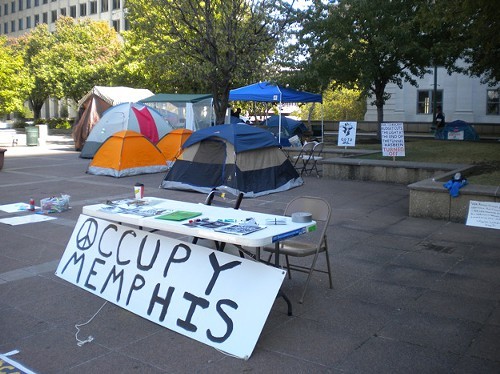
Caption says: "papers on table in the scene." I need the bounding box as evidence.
[99,199,170,217]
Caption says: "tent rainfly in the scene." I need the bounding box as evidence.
[80,102,173,159]
[87,130,168,177]
[72,86,154,151]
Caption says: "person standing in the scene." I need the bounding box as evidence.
[434,105,446,139]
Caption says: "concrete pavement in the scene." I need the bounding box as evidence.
[0,135,499,373]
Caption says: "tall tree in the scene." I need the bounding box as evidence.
[0,37,32,116]
[125,0,294,124]
[14,24,55,119]
[15,17,122,119]
[299,0,433,137]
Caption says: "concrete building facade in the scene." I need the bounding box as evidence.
[364,64,500,126]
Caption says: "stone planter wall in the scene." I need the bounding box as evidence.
[321,157,499,222]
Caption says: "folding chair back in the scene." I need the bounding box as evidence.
[192,188,244,254]
[292,142,315,174]
[303,141,324,177]
[264,195,333,303]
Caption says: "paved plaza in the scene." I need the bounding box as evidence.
[0,134,499,373]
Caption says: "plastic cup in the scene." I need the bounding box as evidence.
[134,183,144,199]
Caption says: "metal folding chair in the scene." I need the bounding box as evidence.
[292,142,315,175]
[263,196,333,304]
[302,142,324,177]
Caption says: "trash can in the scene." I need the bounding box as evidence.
[25,126,39,146]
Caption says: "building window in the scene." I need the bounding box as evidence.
[4,23,8,34]
[18,0,23,11]
[70,5,76,18]
[101,0,109,12]
[11,1,15,13]
[34,14,39,25]
[27,0,31,9]
[80,3,86,16]
[112,0,120,10]
[26,16,31,28]
[60,7,66,16]
[43,0,47,4]
[112,19,120,32]
[11,20,15,32]
[42,11,47,23]
[90,1,97,14]
[51,10,57,22]
[18,18,23,30]
[486,89,499,115]
[4,4,8,16]
[417,90,443,114]
[35,0,39,6]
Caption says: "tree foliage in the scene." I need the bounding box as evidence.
[0,37,32,116]
[297,0,434,135]
[418,0,500,84]
[125,0,294,124]
[15,17,121,118]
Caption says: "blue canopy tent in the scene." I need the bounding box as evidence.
[229,82,323,143]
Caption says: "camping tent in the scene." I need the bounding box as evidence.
[436,120,480,141]
[140,93,213,131]
[87,130,168,177]
[229,82,322,142]
[161,124,303,197]
[80,102,173,159]
[261,115,308,136]
[156,128,193,162]
[72,86,154,151]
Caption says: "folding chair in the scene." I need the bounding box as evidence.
[302,142,324,177]
[263,196,333,304]
[192,188,244,255]
[292,141,315,175]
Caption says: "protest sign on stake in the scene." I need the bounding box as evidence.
[337,121,357,147]
[381,122,405,160]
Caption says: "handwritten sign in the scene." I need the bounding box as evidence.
[381,122,405,157]
[338,121,357,147]
[56,214,285,359]
[466,201,500,229]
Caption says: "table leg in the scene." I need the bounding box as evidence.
[273,242,293,316]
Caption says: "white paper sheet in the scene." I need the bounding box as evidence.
[0,214,56,225]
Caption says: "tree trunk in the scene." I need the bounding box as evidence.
[30,98,44,120]
[373,82,386,141]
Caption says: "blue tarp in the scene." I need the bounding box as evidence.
[182,123,279,153]
[229,82,322,103]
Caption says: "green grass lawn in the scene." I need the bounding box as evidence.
[354,139,500,185]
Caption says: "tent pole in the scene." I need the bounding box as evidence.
[321,104,324,142]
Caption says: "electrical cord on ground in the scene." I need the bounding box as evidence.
[74,301,108,347]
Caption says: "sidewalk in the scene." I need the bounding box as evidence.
[1,135,499,373]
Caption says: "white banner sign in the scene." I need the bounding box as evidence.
[466,201,500,230]
[56,215,286,359]
[381,122,405,157]
[338,121,357,147]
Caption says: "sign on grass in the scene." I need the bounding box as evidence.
[381,122,405,157]
[56,214,285,359]
[338,121,357,147]
[466,201,500,230]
